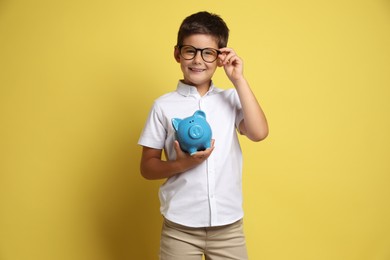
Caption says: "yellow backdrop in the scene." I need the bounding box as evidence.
[1,0,389,259]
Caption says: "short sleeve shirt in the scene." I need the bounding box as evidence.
[138,81,244,227]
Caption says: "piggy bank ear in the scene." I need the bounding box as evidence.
[194,110,206,119]
[171,118,181,131]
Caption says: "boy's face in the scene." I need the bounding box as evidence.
[174,34,221,89]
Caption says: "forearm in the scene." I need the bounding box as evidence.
[141,157,188,180]
[140,143,215,180]
[219,48,268,141]
[233,77,268,141]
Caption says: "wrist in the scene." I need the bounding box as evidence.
[232,76,247,88]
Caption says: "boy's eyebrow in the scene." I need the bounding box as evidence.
[179,45,221,51]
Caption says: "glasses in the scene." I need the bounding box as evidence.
[177,45,221,63]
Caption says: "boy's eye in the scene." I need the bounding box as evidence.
[182,47,196,54]
[203,49,217,56]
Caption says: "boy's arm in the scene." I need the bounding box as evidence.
[219,47,269,142]
[235,77,268,141]
[140,140,215,180]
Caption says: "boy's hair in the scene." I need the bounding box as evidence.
[177,11,229,48]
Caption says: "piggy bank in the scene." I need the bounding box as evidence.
[171,110,212,155]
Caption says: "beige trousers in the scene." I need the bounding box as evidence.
[160,218,248,260]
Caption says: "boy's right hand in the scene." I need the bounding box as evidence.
[174,139,215,167]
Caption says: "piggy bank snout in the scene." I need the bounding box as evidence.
[188,125,204,139]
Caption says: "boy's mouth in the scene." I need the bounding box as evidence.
[189,67,206,72]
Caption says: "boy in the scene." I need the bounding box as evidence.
[138,11,268,260]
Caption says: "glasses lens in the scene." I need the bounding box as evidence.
[180,46,197,60]
[202,48,219,62]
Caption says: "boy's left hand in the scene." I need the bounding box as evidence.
[218,47,244,83]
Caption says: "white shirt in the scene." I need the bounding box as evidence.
[138,81,244,227]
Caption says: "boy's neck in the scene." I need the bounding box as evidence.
[182,80,211,97]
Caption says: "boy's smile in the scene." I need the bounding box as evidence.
[189,67,206,73]
[175,34,220,94]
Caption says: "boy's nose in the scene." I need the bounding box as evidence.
[193,50,203,63]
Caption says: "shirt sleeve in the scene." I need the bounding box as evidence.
[233,89,244,131]
[138,102,167,149]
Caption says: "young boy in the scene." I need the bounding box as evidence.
[138,11,268,260]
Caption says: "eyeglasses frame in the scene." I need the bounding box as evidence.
[176,45,222,63]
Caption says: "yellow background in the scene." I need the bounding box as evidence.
[1,0,389,259]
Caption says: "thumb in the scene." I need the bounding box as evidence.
[174,140,183,155]
[174,140,180,150]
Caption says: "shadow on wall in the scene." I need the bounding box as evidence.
[80,73,164,259]
[90,146,163,260]
[85,134,164,260]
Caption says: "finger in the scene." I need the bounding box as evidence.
[223,54,237,65]
[174,140,185,156]
[203,143,216,158]
[190,139,216,159]
[220,49,235,56]
[174,140,180,150]
[218,48,236,62]
[219,47,234,54]
[226,55,242,67]
[193,149,210,160]
[218,54,229,65]
[203,140,215,153]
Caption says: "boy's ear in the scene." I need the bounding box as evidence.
[174,47,181,63]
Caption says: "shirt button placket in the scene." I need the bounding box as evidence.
[199,96,217,225]
[207,155,217,226]
[198,99,203,110]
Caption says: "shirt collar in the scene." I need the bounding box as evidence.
[176,81,220,97]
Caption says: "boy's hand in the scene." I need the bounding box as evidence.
[219,47,244,84]
[174,139,215,167]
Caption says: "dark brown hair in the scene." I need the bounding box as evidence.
[177,11,229,48]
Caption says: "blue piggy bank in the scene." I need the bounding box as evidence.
[171,110,212,155]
